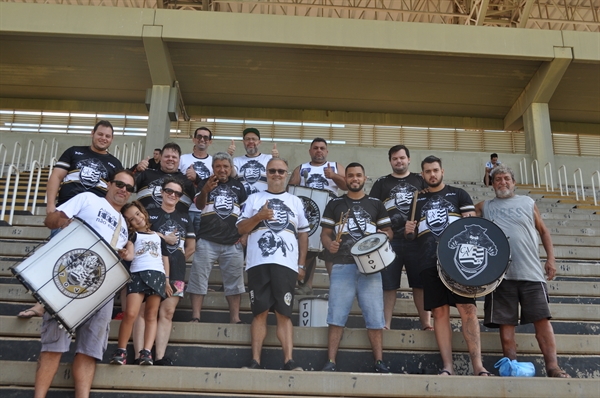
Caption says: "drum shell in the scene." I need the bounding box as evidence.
[298,297,328,327]
[350,233,396,275]
[287,185,331,252]
[11,217,130,334]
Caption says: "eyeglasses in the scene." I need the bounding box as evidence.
[267,169,287,176]
[112,180,134,193]
[244,137,259,142]
[163,187,184,197]
[196,135,211,141]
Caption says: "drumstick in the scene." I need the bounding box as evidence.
[336,210,349,242]
[406,190,419,240]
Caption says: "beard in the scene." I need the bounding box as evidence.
[392,164,408,175]
[495,187,513,198]
[426,176,443,188]
[245,146,258,156]
[348,182,365,193]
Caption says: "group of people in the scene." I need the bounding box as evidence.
[25,122,569,398]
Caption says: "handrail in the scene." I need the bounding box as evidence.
[557,165,569,197]
[573,168,585,201]
[531,160,540,188]
[0,143,7,179]
[46,157,58,205]
[11,142,22,172]
[24,139,35,172]
[543,162,554,192]
[129,142,136,169]
[122,143,129,168]
[50,138,59,161]
[137,140,143,163]
[39,139,48,166]
[592,171,599,206]
[24,160,43,215]
[0,164,20,225]
[519,158,528,185]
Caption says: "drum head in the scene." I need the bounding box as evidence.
[437,217,510,288]
[350,233,387,256]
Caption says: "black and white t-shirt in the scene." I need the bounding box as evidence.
[129,231,168,274]
[135,169,195,213]
[179,153,213,212]
[233,153,272,195]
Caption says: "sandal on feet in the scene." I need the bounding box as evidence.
[438,369,452,376]
[189,318,200,323]
[17,308,43,318]
[478,371,494,376]
[423,326,434,331]
[547,368,570,378]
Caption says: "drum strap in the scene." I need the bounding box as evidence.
[343,196,366,239]
[110,215,123,249]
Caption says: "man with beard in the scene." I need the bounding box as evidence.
[288,138,347,295]
[475,165,570,378]
[369,145,432,331]
[319,163,392,373]
[187,152,248,324]
[228,127,279,195]
[34,170,132,398]
[18,120,123,319]
[237,158,308,371]
[405,155,491,377]
[135,142,195,214]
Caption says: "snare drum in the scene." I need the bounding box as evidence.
[437,217,510,298]
[350,233,396,275]
[11,217,130,335]
[287,185,331,252]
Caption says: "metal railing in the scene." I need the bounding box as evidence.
[0,144,7,179]
[24,160,44,215]
[24,140,35,172]
[557,165,569,197]
[0,164,20,225]
[11,142,22,172]
[531,160,540,188]
[592,171,599,207]
[543,162,554,192]
[39,139,49,167]
[519,157,528,185]
[573,168,585,202]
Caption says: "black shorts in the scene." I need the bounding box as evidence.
[127,270,166,300]
[381,237,422,290]
[247,264,297,318]
[484,279,551,328]
[421,267,475,311]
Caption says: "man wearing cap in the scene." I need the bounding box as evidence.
[228,127,279,195]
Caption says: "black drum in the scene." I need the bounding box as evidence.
[437,217,510,298]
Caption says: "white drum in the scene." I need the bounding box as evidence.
[298,297,328,327]
[287,185,332,252]
[11,217,130,335]
[350,233,396,275]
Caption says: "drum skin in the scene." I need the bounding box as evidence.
[287,185,331,252]
[351,232,396,275]
[437,217,510,298]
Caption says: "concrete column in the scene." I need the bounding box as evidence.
[146,85,172,154]
[523,103,555,184]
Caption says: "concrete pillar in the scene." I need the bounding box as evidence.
[523,102,555,184]
[146,85,172,155]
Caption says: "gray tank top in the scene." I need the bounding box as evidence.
[482,195,546,282]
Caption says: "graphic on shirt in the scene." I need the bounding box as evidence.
[136,240,160,258]
[241,181,259,195]
[148,178,165,206]
[157,220,182,254]
[258,230,293,257]
[210,184,236,219]
[239,160,265,185]
[192,161,211,180]
[390,182,417,215]
[53,249,106,299]
[263,198,295,233]
[448,224,498,281]
[298,196,320,237]
[347,205,371,241]
[306,174,329,190]
[422,195,453,236]
[77,158,108,189]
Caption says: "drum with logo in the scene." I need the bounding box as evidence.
[11,217,130,335]
[350,232,396,275]
[298,296,328,327]
[287,185,331,252]
[437,217,510,298]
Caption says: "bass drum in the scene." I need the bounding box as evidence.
[287,185,332,252]
[437,217,510,298]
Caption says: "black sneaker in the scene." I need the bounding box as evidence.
[283,359,303,371]
[110,348,127,365]
[321,360,336,372]
[374,360,391,374]
[154,357,173,366]
[242,359,262,369]
[138,349,153,366]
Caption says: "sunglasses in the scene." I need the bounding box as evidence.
[163,187,184,197]
[196,135,211,142]
[268,168,287,176]
[112,180,135,193]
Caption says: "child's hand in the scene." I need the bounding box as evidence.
[165,282,173,298]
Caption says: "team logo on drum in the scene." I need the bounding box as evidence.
[77,158,108,190]
[210,185,236,219]
[239,160,265,184]
[53,249,106,298]
[448,224,498,281]
[298,196,320,237]
[264,198,294,232]
[357,236,382,252]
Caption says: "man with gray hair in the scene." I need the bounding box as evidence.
[475,165,570,378]
[187,152,248,324]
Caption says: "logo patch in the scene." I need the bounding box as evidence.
[299,196,320,237]
[448,224,498,281]
[284,292,292,306]
[53,249,106,298]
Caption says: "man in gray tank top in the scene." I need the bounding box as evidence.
[475,165,570,378]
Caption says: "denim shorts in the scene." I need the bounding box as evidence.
[187,238,245,296]
[327,263,385,329]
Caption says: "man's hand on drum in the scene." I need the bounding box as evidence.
[328,240,340,254]
[165,282,173,298]
[404,220,417,240]
[545,259,557,281]
[377,228,393,240]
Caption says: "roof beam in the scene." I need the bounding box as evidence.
[504,47,573,131]
[142,25,176,85]
[517,0,536,28]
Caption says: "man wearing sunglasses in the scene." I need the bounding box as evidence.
[188,152,248,324]
[237,158,309,371]
[35,170,133,398]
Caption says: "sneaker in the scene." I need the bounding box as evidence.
[283,359,303,371]
[154,357,173,366]
[132,358,140,365]
[321,360,336,372]
[110,348,127,365]
[138,349,153,366]
[242,359,262,369]
[374,360,391,374]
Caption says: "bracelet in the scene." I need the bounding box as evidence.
[298,265,305,270]
[165,276,170,279]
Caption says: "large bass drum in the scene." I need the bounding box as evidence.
[437,217,510,298]
[287,185,332,252]
[11,217,130,335]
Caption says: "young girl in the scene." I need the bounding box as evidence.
[110,200,171,365]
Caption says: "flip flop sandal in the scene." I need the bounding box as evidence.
[547,368,570,378]
[423,326,434,331]
[189,318,200,323]
[17,308,42,318]
[478,371,494,376]
[438,369,452,376]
